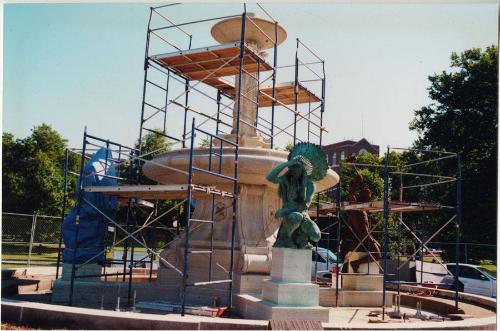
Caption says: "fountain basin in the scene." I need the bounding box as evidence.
[143,147,339,191]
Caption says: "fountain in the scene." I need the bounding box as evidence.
[17,6,495,329]
[142,14,339,305]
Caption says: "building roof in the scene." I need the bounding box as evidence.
[323,138,379,150]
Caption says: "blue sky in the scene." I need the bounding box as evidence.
[3,3,497,150]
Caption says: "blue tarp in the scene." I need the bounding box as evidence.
[62,148,118,264]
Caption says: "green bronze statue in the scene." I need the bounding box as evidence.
[266,143,329,249]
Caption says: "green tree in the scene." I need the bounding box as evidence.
[2,124,78,216]
[409,46,498,251]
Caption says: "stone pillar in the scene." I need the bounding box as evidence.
[232,68,258,137]
[262,248,320,306]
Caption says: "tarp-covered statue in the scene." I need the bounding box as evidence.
[62,148,118,264]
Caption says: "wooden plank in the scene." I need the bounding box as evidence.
[165,52,237,69]
[309,200,450,217]
[153,43,272,82]
[221,82,322,106]
[259,83,321,107]
[268,320,323,330]
[82,184,234,200]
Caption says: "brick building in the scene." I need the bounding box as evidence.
[323,138,379,165]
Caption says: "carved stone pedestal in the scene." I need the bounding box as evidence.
[342,273,384,291]
[327,273,392,307]
[234,247,331,322]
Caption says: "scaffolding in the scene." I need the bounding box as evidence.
[311,147,462,318]
[55,3,329,316]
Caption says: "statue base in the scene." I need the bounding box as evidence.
[234,247,331,322]
[342,273,384,291]
[323,273,392,307]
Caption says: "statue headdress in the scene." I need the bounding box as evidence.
[288,142,328,181]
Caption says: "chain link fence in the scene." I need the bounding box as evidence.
[2,212,496,272]
[2,212,62,268]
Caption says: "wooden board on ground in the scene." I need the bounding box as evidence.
[268,319,323,330]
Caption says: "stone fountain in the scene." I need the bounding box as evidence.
[143,14,339,305]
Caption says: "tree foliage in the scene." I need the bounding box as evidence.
[3,124,79,215]
[410,45,498,247]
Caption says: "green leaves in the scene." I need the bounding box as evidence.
[2,124,75,215]
[410,45,498,251]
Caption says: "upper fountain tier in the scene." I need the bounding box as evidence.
[211,13,287,51]
[144,14,337,188]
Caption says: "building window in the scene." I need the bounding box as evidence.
[340,151,345,160]
[358,148,367,155]
[332,153,337,165]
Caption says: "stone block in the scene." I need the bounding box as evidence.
[235,293,331,322]
[319,288,393,307]
[342,274,383,291]
[270,248,311,283]
[261,280,319,306]
[233,273,270,294]
[60,263,101,282]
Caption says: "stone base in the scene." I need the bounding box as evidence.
[60,263,102,282]
[233,273,270,294]
[270,248,311,283]
[233,248,331,322]
[319,288,393,307]
[262,280,319,306]
[52,280,230,308]
[342,274,383,291]
[234,293,331,322]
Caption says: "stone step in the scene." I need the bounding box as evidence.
[235,293,331,322]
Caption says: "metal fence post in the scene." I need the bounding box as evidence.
[27,214,38,267]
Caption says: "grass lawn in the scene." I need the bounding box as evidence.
[1,243,142,269]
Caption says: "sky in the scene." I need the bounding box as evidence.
[3,2,498,150]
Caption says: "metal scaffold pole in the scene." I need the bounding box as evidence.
[69,128,88,306]
[293,38,299,144]
[382,146,390,320]
[181,118,196,316]
[335,180,341,307]
[56,148,69,280]
[270,21,278,148]
[454,154,462,310]
[138,9,153,149]
[397,173,403,298]
[228,6,246,308]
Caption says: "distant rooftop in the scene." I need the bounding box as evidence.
[323,138,379,164]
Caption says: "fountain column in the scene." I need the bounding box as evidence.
[211,13,286,148]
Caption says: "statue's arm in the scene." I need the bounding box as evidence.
[297,180,315,211]
[305,180,315,205]
[266,160,297,184]
[276,205,297,218]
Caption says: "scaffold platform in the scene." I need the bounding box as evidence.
[224,81,321,107]
[82,184,234,200]
[151,42,272,81]
[309,200,454,217]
